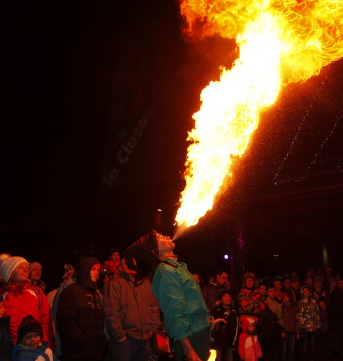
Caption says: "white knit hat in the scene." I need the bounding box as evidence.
[0,256,28,283]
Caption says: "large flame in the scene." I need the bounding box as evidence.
[176,0,343,228]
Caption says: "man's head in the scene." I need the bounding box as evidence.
[109,249,120,263]
[307,268,314,277]
[337,279,343,291]
[273,280,282,290]
[283,277,290,289]
[29,262,42,282]
[290,276,300,290]
[266,285,276,299]
[304,276,313,286]
[156,233,175,257]
[246,277,254,289]
[258,283,266,295]
[325,267,332,276]
[313,280,322,293]
[121,258,137,276]
[123,230,176,276]
[216,268,229,286]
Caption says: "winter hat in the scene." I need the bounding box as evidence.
[241,272,256,288]
[17,315,43,344]
[29,262,42,271]
[109,248,120,256]
[62,264,75,279]
[123,230,177,275]
[0,256,28,283]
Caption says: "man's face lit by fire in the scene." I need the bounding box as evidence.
[291,281,300,290]
[283,279,290,289]
[29,266,42,282]
[338,279,343,291]
[156,233,175,255]
[246,277,254,289]
[216,272,228,286]
[273,280,281,290]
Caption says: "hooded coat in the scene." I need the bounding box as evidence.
[11,341,58,361]
[238,316,262,361]
[56,257,108,361]
[237,273,264,317]
[296,285,321,332]
[0,282,54,347]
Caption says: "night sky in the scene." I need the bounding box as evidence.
[1,1,343,290]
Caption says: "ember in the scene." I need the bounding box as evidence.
[176,0,343,228]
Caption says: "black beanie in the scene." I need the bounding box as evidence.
[124,230,177,276]
[17,315,43,343]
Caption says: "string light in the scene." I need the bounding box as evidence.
[274,111,342,184]
[273,77,328,183]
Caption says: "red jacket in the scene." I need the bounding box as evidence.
[0,282,54,347]
[238,316,262,361]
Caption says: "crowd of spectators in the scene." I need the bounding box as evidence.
[0,238,343,361]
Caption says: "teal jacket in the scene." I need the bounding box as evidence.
[152,258,210,341]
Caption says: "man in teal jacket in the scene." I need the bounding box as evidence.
[152,233,211,361]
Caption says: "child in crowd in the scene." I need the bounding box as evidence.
[297,285,321,361]
[0,296,12,361]
[238,316,262,361]
[281,292,300,361]
[316,296,329,361]
[11,316,57,361]
[212,290,238,361]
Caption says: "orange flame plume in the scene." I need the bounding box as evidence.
[175,0,343,228]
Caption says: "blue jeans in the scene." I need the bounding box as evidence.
[215,345,233,361]
[281,331,296,361]
[109,336,150,361]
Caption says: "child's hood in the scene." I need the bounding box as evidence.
[300,285,312,300]
[241,316,257,333]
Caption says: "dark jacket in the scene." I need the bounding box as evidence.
[103,272,160,343]
[330,287,343,322]
[56,257,108,361]
[0,316,12,361]
[212,305,238,349]
[11,342,58,361]
[202,276,228,311]
[282,301,300,334]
